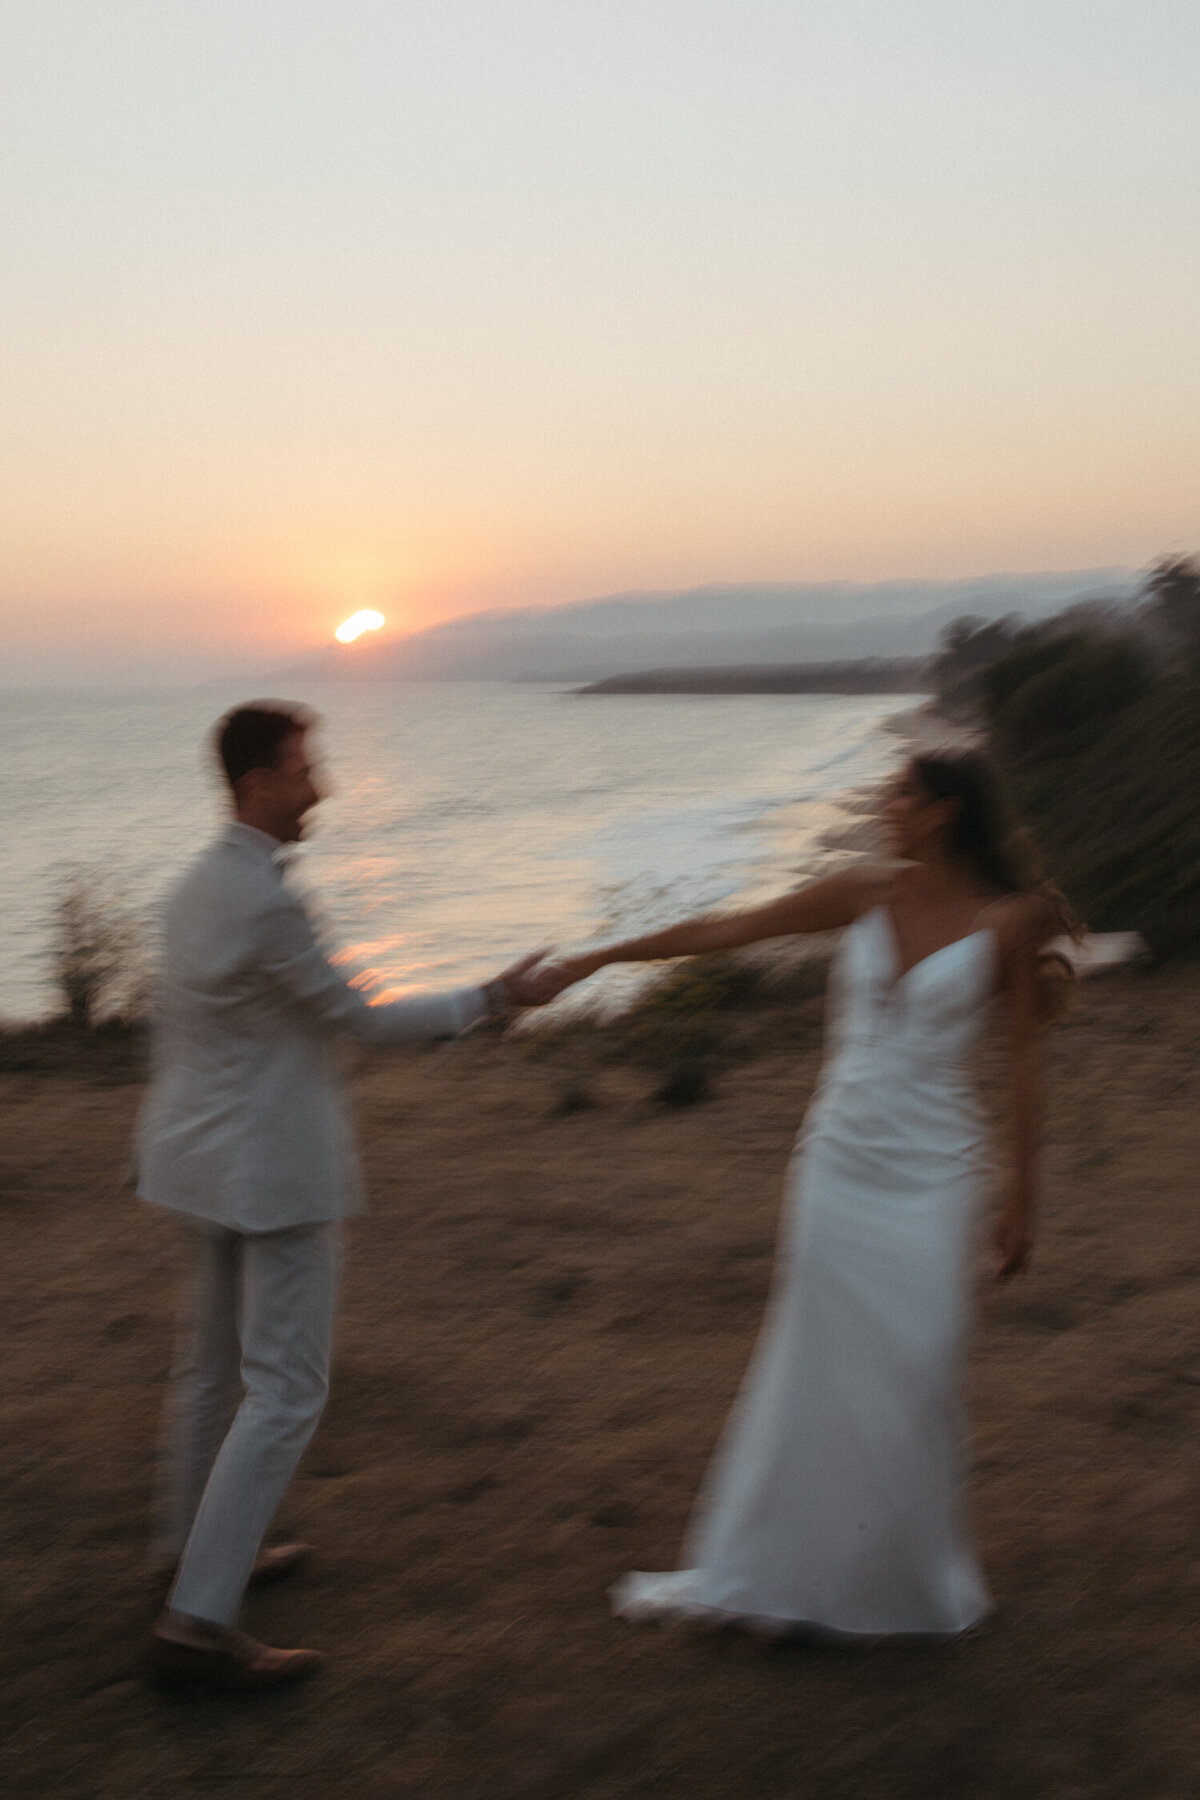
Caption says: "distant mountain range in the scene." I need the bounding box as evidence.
[286,569,1138,684]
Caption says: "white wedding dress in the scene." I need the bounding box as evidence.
[612,905,996,1639]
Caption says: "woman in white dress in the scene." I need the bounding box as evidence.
[538,751,1066,1640]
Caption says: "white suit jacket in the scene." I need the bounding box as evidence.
[137,822,487,1232]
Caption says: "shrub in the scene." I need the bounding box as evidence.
[1144,554,1200,668]
[628,953,770,1020]
[998,674,1200,941]
[611,951,826,1103]
[50,869,147,1029]
[522,947,830,1109]
[988,632,1154,750]
[614,954,763,1074]
[931,615,1022,717]
[942,551,1200,955]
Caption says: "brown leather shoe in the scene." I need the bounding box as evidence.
[146,1613,323,1691]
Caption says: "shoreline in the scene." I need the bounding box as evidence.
[804,700,976,864]
[882,697,981,751]
[0,704,974,1037]
[0,689,934,1028]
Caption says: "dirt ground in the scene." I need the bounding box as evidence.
[2,964,1199,1800]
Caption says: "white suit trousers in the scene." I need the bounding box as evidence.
[158,1219,341,1627]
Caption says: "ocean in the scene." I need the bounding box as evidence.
[0,682,919,1023]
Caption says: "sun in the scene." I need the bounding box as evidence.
[335,610,386,644]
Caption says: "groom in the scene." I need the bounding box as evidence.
[140,701,551,1689]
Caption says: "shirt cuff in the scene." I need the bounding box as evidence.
[455,985,491,1032]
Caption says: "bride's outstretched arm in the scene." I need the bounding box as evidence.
[538,866,875,993]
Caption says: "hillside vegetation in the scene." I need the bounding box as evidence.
[931,556,1200,953]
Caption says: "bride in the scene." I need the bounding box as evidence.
[535,751,1067,1640]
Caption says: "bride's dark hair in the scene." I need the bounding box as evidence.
[910,750,1036,895]
[910,748,1078,1019]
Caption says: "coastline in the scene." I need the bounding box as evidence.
[0,685,925,1026]
[805,699,977,865]
[882,697,981,752]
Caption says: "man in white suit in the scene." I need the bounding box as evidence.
[140,701,549,1689]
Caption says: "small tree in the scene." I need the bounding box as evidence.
[50,870,145,1029]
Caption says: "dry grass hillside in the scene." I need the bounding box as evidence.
[2,962,1199,1799]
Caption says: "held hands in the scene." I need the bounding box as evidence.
[518,953,596,1006]
[490,950,584,1011]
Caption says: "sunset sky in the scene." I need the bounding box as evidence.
[3,2,1198,681]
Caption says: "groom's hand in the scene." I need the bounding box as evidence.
[492,950,570,1009]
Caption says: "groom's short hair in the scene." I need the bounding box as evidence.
[215,701,318,791]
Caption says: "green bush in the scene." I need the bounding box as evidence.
[989,632,1154,748]
[609,955,754,1107]
[612,951,828,1100]
[942,554,1200,955]
[627,952,769,1021]
[979,632,1078,721]
[932,614,1021,717]
[998,673,1200,942]
[522,947,830,1109]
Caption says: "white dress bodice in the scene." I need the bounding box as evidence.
[804,906,997,1200]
